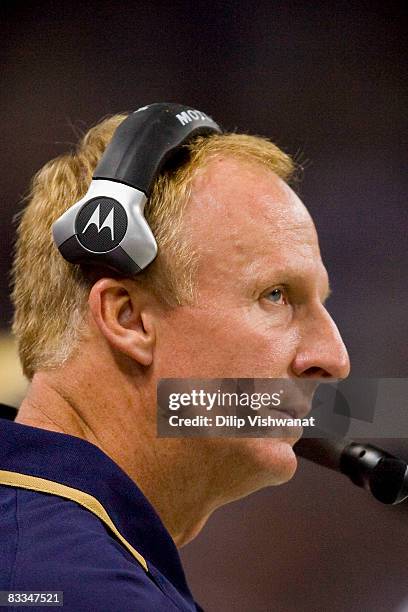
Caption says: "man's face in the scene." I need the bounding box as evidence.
[153,156,350,488]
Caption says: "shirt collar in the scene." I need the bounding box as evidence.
[0,403,194,603]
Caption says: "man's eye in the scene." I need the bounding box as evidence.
[265,288,287,305]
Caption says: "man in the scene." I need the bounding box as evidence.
[0,109,350,610]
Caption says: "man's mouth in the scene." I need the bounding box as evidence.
[278,404,313,419]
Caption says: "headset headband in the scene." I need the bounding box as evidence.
[52,103,222,275]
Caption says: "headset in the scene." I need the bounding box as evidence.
[52,103,222,275]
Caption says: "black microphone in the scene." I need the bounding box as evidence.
[294,435,408,505]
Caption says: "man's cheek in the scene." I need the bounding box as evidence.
[236,330,298,377]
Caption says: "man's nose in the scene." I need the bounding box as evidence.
[291,304,351,379]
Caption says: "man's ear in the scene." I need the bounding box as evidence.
[88,278,155,366]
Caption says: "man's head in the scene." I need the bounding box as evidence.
[12,114,350,542]
[11,115,294,379]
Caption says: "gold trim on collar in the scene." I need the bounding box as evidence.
[0,469,148,573]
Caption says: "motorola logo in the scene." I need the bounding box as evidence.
[75,197,128,253]
[82,203,115,240]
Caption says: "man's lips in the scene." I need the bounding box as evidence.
[268,378,319,420]
[277,404,313,419]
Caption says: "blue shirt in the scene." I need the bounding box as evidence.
[0,404,203,611]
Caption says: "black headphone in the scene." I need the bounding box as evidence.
[52,103,222,275]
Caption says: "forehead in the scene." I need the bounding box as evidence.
[185,156,324,290]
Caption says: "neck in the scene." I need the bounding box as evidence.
[15,368,220,547]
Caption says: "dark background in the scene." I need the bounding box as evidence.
[1,2,407,611]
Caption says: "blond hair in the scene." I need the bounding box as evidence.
[11,114,295,380]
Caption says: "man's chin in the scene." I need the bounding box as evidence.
[244,437,299,486]
[217,437,299,501]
